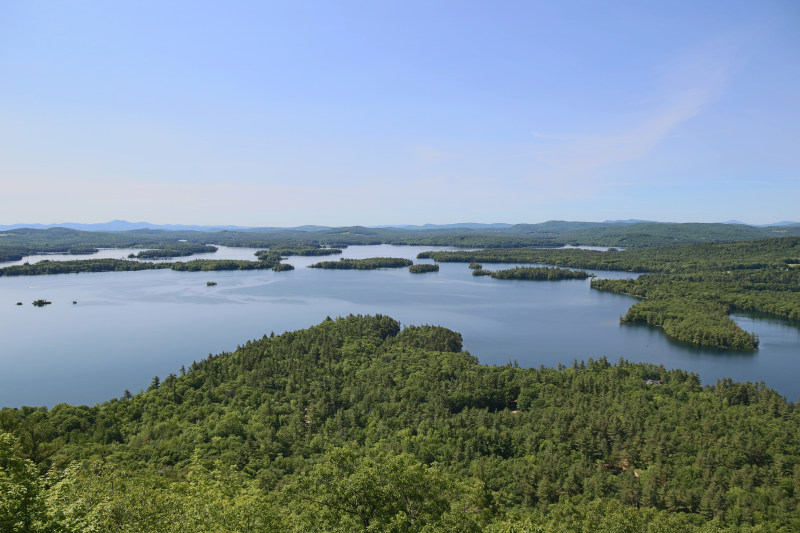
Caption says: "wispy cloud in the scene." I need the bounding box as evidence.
[525,41,736,198]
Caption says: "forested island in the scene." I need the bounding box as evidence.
[0,258,291,276]
[473,266,591,280]
[1,315,798,532]
[259,246,343,257]
[128,243,218,259]
[422,237,800,350]
[308,257,413,270]
[408,263,439,273]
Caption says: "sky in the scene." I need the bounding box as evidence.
[1,1,798,227]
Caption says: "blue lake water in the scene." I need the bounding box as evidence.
[1,245,798,407]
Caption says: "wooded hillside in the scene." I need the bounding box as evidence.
[2,315,798,531]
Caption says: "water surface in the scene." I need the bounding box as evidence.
[1,245,798,406]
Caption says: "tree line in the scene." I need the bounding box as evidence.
[0,258,293,277]
[308,257,413,270]
[472,266,591,281]
[5,222,799,262]
[128,244,218,259]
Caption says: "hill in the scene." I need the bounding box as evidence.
[1,315,798,531]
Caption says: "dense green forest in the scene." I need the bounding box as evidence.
[409,264,439,273]
[418,237,800,273]
[259,246,343,257]
[1,315,798,531]
[506,221,800,247]
[0,258,291,277]
[423,237,800,350]
[128,244,218,259]
[3,222,799,262]
[473,266,591,281]
[308,257,414,270]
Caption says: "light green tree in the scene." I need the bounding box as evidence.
[0,432,47,533]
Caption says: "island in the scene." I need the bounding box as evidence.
[0,258,291,276]
[308,257,413,270]
[408,263,439,273]
[473,266,591,280]
[257,246,343,257]
[128,244,218,259]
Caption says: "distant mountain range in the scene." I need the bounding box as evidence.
[0,220,329,232]
[0,219,798,232]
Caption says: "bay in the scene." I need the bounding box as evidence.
[1,245,798,407]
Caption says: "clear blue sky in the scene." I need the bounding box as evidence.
[1,1,798,226]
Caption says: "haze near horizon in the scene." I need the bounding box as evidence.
[1,1,798,226]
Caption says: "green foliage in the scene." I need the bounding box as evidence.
[408,263,439,273]
[591,266,800,349]
[45,458,285,532]
[485,266,591,281]
[593,282,761,349]
[421,237,800,273]
[0,433,47,533]
[130,244,218,259]
[0,259,169,276]
[427,238,800,350]
[2,316,799,530]
[169,259,276,272]
[308,257,413,269]
[0,258,288,276]
[260,246,342,257]
[508,221,800,247]
[288,445,452,532]
[392,324,463,352]
[3,222,800,263]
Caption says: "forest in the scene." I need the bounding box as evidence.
[1,315,798,532]
[308,257,413,270]
[128,244,218,259]
[3,221,800,262]
[408,264,439,274]
[0,258,293,276]
[259,246,343,257]
[422,237,800,350]
[472,266,591,281]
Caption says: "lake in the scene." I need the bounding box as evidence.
[1,245,798,407]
